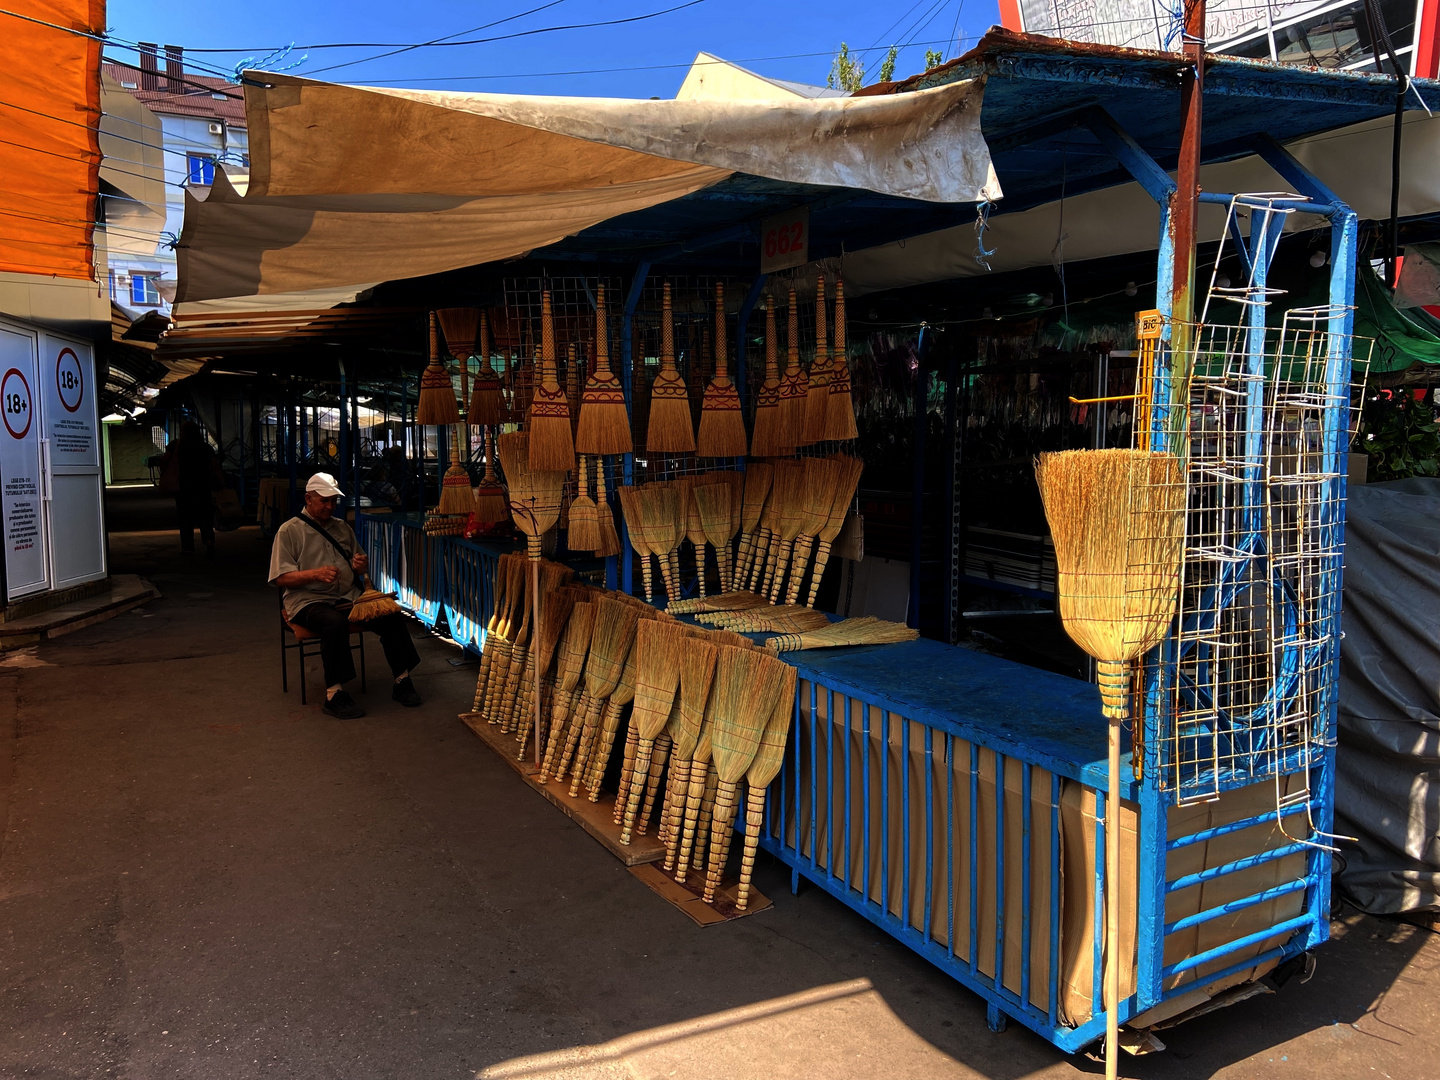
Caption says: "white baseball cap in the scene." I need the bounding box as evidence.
[305,472,344,498]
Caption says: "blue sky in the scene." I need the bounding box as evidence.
[106,0,1001,98]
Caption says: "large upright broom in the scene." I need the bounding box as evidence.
[692,481,733,598]
[620,619,686,843]
[697,282,748,458]
[784,456,843,603]
[750,297,789,457]
[538,600,596,781]
[662,638,719,868]
[824,280,859,442]
[647,282,695,454]
[1033,448,1185,1080]
[805,454,864,608]
[616,484,655,601]
[734,462,774,589]
[561,597,640,788]
[527,291,576,473]
[704,648,790,902]
[762,461,807,602]
[736,662,798,911]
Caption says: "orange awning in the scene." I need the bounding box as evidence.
[0,0,104,280]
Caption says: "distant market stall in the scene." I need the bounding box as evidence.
[170,30,1440,1058]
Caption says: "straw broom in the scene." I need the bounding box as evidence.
[512,569,575,752]
[734,463,774,590]
[526,291,576,472]
[639,483,682,602]
[619,619,685,843]
[468,311,505,428]
[565,343,582,440]
[476,554,525,720]
[663,639,719,871]
[766,616,918,653]
[676,730,716,884]
[647,282,695,453]
[1034,448,1185,1080]
[347,576,401,621]
[496,596,533,732]
[736,664,798,910]
[703,648,790,902]
[583,625,644,801]
[575,284,632,456]
[824,280,859,442]
[784,456,843,604]
[568,456,600,551]
[705,606,828,634]
[538,600,596,781]
[763,461,807,602]
[417,312,461,425]
[805,455,863,608]
[692,482,733,599]
[592,457,622,558]
[666,590,767,616]
[777,288,809,450]
[563,597,640,792]
[683,477,713,599]
[750,297,789,457]
[697,282,748,458]
[802,275,832,447]
[617,484,655,601]
[474,429,508,524]
[722,469,744,591]
[472,552,523,712]
[504,563,572,734]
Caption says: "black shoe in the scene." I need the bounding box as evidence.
[323,689,366,719]
[392,676,423,708]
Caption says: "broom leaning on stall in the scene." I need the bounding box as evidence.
[736,669,798,911]
[1034,448,1184,1080]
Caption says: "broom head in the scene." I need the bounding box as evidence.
[437,307,479,361]
[567,456,600,552]
[417,312,462,425]
[745,663,798,789]
[801,275,831,446]
[349,579,402,622]
[438,454,480,516]
[575,284,633,455]
[632,619,686,740]
[824,280,859,441]
[692,482,732,549]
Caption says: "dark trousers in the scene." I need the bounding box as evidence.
[176,492,214,551]
[289,602,421,688]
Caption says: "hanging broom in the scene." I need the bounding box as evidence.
[704,648,790,902]
[766,616,918,653]
[538,600,596,781]
[575,284,632,456]
[565,342,583,440]
[683,476,712,599]
[777,288,808,450]
[722,470,744,591]
[750,297,789,457]
[825,280,859,442]
[619,619,686,843]
[526,291,576,472]
[592,456,622,558]
[802,274,832,447]
[736,666,798,911]
[616,484,656,601]
[734,463,774,590]
[639,483,682,602]
[472,428,508,524]
[692,482,733,600]
[439,428,479,517]
[1034,448,1185,1080]
[468,311,505,428]
[697,281,748,458]
[762,461,807,602]
[784,456,843,604]
[568,456,600,551]
[417,312,461,426]
[805,455,864,608]
[647,282,695,454]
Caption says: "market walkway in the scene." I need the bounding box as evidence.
[1,487,1437,1080]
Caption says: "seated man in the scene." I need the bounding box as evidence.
[268,472,423,718]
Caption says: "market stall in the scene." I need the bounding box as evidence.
[172,29,1440,1060]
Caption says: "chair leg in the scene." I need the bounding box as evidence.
[281,627,289,693]
[299,641,308,706]
[358,631,367,693]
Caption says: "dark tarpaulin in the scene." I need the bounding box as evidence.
[1336,477,1440,914]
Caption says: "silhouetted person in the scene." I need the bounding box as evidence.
[160,421,221,555]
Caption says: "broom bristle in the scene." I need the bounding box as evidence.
[697,281,748,457]
[575,284,633,455]
[710,649,789,784]
[348,578,402,622]
[469,312,505,427]
[528,291,576,472]
[437,307,479,360]
[667,590,769,615]
[1034,449,1185,668]
[692,482,731,549]
[592,458,622,558]
[740,463,774,533]
[802,275,831,446]
[438,458,480,516]
[583,597,642,699]
[765,616,918,653]
[824,280,859,441]
[750,297,791,457]
[499,431,565,551]
[632,619,686,740]
[417,312,462,425]
[745,664,797,788]
[646,282,696,454]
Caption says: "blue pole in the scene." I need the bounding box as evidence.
[908,326,929,630]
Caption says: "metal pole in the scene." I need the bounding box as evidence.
[1167,0,1207,438]
[909,326,929,631]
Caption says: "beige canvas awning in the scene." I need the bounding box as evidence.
[176,73,998,303]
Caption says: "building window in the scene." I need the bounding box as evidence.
[1273,0,1415,69]
[186,154,215,186]
[131,273,161,306]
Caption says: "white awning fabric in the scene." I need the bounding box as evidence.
[176,73,999,303]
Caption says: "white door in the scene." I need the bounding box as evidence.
[39,333,105,589]
[0,322,49,599]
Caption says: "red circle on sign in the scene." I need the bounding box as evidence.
[2,368,32,439]
[55,347,82,413]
